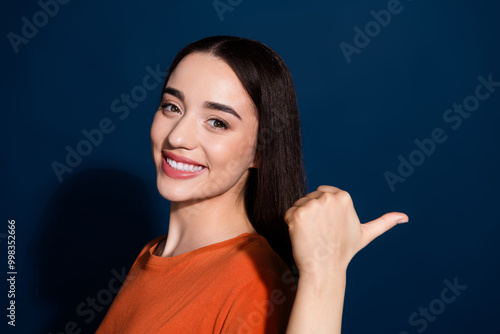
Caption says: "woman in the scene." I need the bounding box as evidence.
[97,36,408,333]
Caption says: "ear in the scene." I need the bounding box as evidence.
[250,151,259,169]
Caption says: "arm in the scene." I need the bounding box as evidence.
[285,185,409,334]
[287,269,346,333]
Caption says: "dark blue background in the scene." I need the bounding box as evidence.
[2,0,499,333]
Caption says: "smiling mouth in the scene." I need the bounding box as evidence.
[165,157,205,172]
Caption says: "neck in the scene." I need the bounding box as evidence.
[161,190,256,257]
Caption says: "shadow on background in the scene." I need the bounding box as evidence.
[31,168,159,333]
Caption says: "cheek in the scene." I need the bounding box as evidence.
[150,113,160,140]
[150,112,169,147]
[205,132,257,174]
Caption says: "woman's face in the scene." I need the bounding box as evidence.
[151,52,259,203]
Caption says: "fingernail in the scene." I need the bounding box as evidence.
[397,218,409,224]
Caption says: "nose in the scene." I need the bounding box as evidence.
[166,111,198,150]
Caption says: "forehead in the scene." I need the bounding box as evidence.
[166,52,257,116]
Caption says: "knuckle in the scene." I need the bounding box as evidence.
[304,198,321,211]
[317,185,333,192]
[324,192,335,200]
[337,190,352,203]
[293,207,307,220]
[318,191,335,204]
[284,211,292,224]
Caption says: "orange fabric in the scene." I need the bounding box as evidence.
[97,232,296,333]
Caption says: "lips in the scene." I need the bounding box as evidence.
[161,151,207,179]
[162,151,205,167]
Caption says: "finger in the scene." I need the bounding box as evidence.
[287,189,330,214]
[300,186,345,202]
[283,206,296,225]
[289,190,322,209]
[284,191,319,224]
[296,195,314,204]
[285,187,343,223]
[285,186,349,224]
[316,185,343,194]
[304,190,325,199]
[360,212,409,248]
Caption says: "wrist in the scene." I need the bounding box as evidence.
[298,267,347,292]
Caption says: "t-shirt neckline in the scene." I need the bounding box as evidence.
[146,232,260,267]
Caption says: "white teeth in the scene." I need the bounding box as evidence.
[166,157,204,172]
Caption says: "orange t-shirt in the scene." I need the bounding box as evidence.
[97,232,296,333]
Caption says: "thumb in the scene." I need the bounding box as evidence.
[360,212,409,249]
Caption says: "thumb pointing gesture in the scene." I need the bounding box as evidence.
[286,185,409,275]
[360,212,409,250]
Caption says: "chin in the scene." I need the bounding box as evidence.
[156,178,194,202]
[155,178,213,203]
[156,173,245,204]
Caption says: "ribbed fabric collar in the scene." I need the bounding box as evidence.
[144,232,261,267]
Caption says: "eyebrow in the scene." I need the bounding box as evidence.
[163,86,242,121]
[163,87,184,101]
[203,101,241,120]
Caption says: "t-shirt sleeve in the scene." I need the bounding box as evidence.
[222,271,295,334]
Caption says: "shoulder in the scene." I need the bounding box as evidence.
[214,233,297,307]
[220,233,292,283]
[219,234,296,333]
[128,234,167,270]
[216,233,296,333]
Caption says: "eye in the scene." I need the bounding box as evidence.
[160,103,181,114]
[207,118,229,130]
